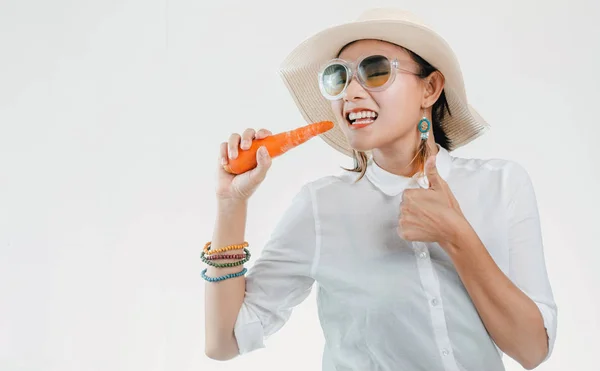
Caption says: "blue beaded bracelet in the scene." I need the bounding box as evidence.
[201,267,247,282]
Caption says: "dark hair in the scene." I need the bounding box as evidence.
[405,49,451,150]
[337,41,452,182]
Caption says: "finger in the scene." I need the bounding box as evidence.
[399,199,412,216]
[398,215,408,231]
[240,128,256,150]
[397,223,415,241]
[228,133,241,159]
[425,155,443,189]
[402,188,429,205]
[219,142,228,166]
[247,146,272,184]
[399,211,418,227]
[396,225,405,239]
[255,129,272,140]
[402,188,415,203]
[399,226,430,242]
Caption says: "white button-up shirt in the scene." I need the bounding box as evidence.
[233,144,557,370]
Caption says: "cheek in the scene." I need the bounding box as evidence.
[376,81,422,125]
[388,80,420,107]
[330,101,344,119]
[330,100,350,134]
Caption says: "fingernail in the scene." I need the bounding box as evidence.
[242,140,250,149]
[221,157,227,165]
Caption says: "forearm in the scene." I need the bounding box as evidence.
[204,199,249,360]
[441,221,548,370]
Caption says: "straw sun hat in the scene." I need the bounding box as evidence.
[278,8,490,157]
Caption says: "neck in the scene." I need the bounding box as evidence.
[371,133,439,177]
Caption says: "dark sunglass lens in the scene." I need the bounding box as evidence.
[359,55,391,88]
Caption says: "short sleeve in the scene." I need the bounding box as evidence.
[234,184,317,355]
[506,163,558,363]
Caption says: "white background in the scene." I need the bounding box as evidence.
[1,0,599,370]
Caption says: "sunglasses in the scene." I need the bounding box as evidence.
[318,54,420,101]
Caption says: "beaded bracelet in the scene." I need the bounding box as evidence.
[201,248,251,268]
[203,241,249,256]
[204,253,247,260]
[203,257,247,268]
[201,267,247,282]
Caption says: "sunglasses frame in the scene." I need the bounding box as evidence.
[318,54,420,101]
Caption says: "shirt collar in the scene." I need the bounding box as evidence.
[365,144,452,196]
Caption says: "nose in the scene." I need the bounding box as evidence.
[343,76,368,102]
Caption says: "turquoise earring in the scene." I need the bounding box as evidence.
[418,116,431,140]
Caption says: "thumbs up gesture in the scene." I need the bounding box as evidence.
[397,155,469,248]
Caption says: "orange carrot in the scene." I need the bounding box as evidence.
[223,121,334,175]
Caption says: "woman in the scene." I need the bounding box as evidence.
[203,8,557,371]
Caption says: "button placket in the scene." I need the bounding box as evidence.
[413,241,460,371]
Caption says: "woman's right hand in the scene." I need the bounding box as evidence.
[215,128,273,202]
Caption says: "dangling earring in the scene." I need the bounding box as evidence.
[413,109,432,176]
[418,113,431,140]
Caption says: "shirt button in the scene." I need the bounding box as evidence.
[431,298,439,306]
[419,251,428,259]
[442,348,450,356]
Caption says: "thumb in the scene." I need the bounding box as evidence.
[248,146,272,182]
[425,155,442,189]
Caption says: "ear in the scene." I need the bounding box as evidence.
[422,70,445,108]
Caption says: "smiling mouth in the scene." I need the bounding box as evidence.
[346,110,378,126]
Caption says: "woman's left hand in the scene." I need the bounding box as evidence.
[397,155,469,247]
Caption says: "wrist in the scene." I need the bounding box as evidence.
[217,198,248,212]
[441,216,473,253]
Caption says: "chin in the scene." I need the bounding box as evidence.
[348,139,376,153]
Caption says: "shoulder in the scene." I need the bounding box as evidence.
[449,153,533,185]
[447,154,537,206]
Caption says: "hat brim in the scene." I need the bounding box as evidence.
[279,20,490,156]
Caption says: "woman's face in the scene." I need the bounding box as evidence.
[330,40,425,153]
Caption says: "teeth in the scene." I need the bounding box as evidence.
[348,111,377,121]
